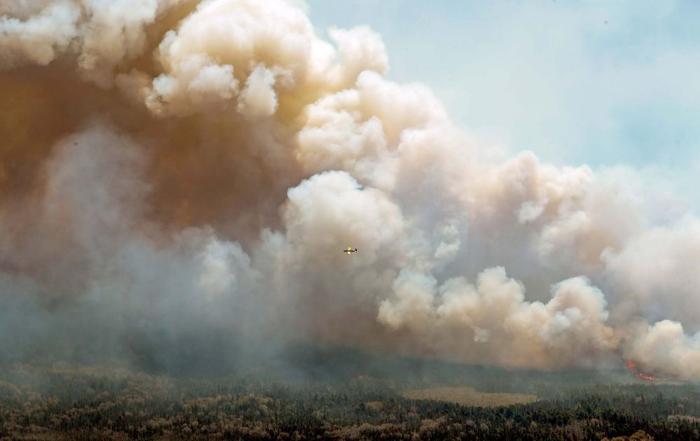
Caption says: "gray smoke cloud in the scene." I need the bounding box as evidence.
[1,0,699,380]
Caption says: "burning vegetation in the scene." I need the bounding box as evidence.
[0,362,699,440]
[626,360,657,383]
[1,2,700,439]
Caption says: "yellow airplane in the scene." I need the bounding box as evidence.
[343,246,358,254]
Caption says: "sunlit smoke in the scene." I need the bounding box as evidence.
[1,0,699,380]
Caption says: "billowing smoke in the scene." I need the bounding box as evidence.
[1,0,699,380]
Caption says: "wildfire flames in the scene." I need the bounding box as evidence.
[626,360,657,382]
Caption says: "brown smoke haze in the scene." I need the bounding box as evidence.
[1,0,699,380]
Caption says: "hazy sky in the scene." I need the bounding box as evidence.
[3,0,700,378]
[309,0,700,169]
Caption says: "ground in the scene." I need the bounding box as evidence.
[0,361,699,440]
[402,386,537,407]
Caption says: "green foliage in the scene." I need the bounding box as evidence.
[0,365,699,440]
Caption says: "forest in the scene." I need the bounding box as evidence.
[1,353,699,440]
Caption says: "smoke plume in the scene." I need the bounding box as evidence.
[1,0,699,380]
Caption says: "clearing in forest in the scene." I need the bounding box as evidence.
[402,386,538,407]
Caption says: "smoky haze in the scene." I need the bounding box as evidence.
[1,0,699,380]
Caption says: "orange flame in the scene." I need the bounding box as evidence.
[625,360,656,382]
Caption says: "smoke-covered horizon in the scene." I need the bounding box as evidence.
[1,0,699,380]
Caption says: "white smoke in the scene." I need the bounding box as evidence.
[1,0,699,380]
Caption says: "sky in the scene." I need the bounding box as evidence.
[3,0,700,379]
[308,0,700,170]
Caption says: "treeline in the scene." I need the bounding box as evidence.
[0,367,699,440]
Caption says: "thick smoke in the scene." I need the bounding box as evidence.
[1,0,699,380]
